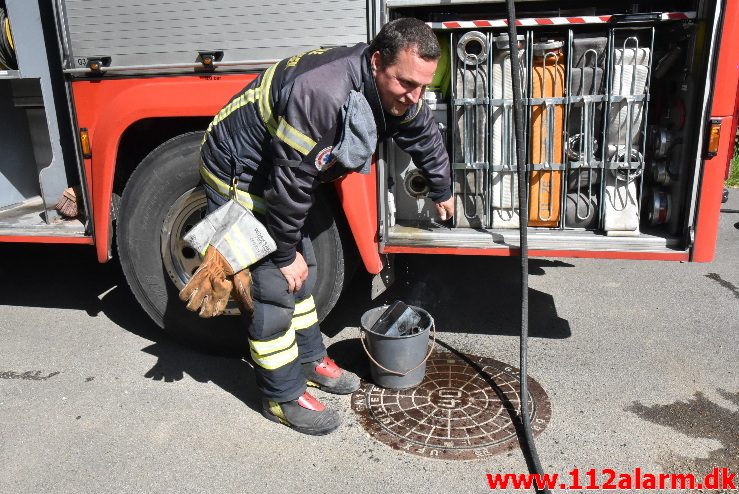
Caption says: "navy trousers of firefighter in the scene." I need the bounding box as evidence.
[246,235,327,402]
[203,182,327,402]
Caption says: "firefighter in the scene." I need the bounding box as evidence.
[187,18,453,435]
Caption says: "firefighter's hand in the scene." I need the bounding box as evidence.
[279,252,309,293]
[232,268,254,315]
[435,196,455,221]
[179,247,234,317]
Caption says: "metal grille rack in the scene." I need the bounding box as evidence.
[599,29,654,236]
[445,16,678,235]
[452,30,491,228]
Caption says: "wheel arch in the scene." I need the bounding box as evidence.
[70,75,257,263]
[112,118,212,200]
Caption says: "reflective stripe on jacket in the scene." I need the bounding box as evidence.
[201,43,451,267]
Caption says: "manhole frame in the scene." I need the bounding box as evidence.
[351,351,551,461]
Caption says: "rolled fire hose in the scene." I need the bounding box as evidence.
[491,34,523,228]
[604,45,650,234]
[528,41,565,227]
[454,31,488,228]
[564,37,607,229]
[504,0,550,492]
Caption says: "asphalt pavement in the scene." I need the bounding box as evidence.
[1,193,737,493]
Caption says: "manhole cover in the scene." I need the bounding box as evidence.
[351,351,551,461]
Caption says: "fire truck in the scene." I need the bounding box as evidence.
[0,0,737,353]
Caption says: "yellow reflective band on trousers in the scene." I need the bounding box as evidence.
[250,344,299,370]
[276,117,316,156]
[250,329,299,370]
[290,311,318,331]
[294,296,315,316]
[250,327,296,355]
[198,165,266,214]
[291,296,317,330]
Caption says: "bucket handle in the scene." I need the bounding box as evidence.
[360,322,436,376]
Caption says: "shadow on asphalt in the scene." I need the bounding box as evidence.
[0,243,162,340]
[0,243,262,413]
[139,342,262,411]
[0,243,572,415]
[321,253,573,340]
[0,243,573,344]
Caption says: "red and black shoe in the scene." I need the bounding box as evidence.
[261,391,341,436]
[302,356,361,395]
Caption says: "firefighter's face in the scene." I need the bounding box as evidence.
[371,47,437,117]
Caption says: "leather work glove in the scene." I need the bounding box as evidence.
[232,268,254,315]
[179,247,234,318]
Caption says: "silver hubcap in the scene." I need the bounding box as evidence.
[161,187,207,289]
[160,187,240,315]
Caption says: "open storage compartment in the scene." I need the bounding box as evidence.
[0,0,86,235]
[380,0,716,255]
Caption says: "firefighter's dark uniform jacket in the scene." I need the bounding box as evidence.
[199,42,451,402]
[201,42,452,268]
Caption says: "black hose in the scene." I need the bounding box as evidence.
[0,8,17,70]
[504,1,550,493]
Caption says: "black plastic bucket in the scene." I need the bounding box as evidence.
[360,305,435,389]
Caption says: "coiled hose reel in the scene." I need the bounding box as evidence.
[456,31,488,66]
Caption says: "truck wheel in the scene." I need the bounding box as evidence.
[117,132,348,355]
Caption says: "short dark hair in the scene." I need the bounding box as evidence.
[369,17,440,66]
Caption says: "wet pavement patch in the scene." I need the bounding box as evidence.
[0,370,60,381]
[705,273,739,300]
[627,390,739,478]
[351,351,550,460]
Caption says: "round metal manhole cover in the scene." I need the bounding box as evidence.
[351,351,551,461]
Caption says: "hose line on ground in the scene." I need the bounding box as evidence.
[505,0,550,493]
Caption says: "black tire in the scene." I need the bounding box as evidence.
[117,131,349,355]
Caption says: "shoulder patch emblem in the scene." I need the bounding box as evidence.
[315,146,337,172]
